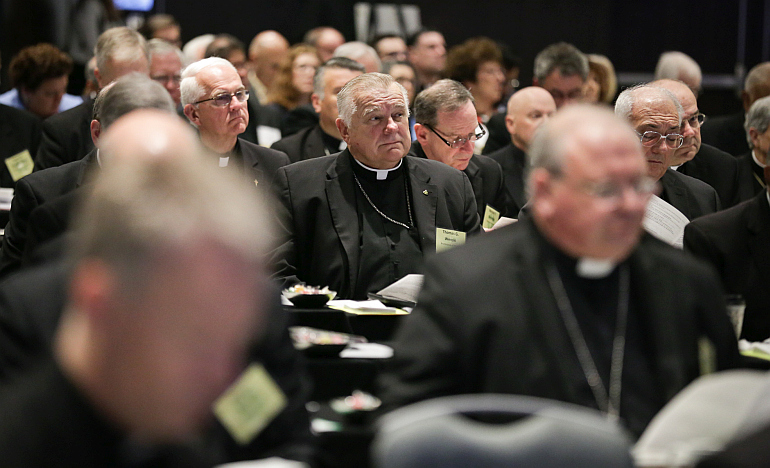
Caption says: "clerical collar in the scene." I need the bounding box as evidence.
[752,150,766,168]
[576,257,618,279]
[353,156,403,180]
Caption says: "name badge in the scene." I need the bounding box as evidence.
[213,363,287,445]
[436,228,466,253]
[482,205,501,230]
[5,150,34,182]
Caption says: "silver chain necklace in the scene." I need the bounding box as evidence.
[545,262,630,421]
[352,172,414,230]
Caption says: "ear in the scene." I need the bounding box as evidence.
[94,67,106,90]
[68,259,117,325]
[529,168,555,217]
[532,77,541,87]
[749,127,761,150]
[336,117,350,143]
[90,120,101,146]
[413,123,430,145]
[183,104,200,126]
[742,90,752,113]
[311,93,322,114]
[505,114,516,137]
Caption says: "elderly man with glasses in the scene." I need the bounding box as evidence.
[615,84,721,221]
[652,79,751,208]
[409,79,516,222]
[181,57,289,187]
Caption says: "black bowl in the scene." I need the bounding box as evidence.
[285,292,336,308]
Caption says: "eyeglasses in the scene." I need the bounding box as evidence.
[579,177,659,203]
[636,130,684,149]
[425,124,486,149]
[685,113,707,129]
[194,89,249,107]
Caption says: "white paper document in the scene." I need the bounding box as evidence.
[375,274,424,304]
[643,195,689,248]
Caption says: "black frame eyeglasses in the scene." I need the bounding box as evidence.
[425,124,486,149]
[194,89,249,107]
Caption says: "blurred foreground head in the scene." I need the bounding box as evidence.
[57,109,274,443]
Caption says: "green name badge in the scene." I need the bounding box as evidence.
[5,150,34,182]
[436,228,466,253]
[213,363,287,445]
[482,205,501,230]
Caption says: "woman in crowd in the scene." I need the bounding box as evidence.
[265,44,321,123]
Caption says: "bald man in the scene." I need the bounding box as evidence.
[248,31,290,104]
[486,86,556,213]
[653,79,749,208]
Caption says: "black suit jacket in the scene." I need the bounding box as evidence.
[678,143,751,208]
[660,169,721,220]
[407,140,516,219]
[273,150,481,298]
[238,138,290,189]
[0,150,98,278]
[684,191,770,341]
[0,104,41,189]
[239,99,283,147]
[735,151,765,204]
[379,216,739,437]
[271,125,329,163]
[700,111,748,157]
[487,143,527,214]
[33,98,94,171]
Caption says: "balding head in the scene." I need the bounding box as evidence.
[743,62,770,112]
[651,79,702,165]
[615,84,683,181]
[654,51,702,95]
[505,86,556,152]
[248,31,289,89]
[529,105,650,261]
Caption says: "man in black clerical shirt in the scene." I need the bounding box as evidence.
[271,57,364,162]
[273,73,480,299]
[408,79,516,221]
[181,57,289,187]
[379,105,739,438]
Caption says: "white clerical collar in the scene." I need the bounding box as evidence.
[576,257,617,278]
[96,148,102,167]
[752,150,766,168]
[353,157,403,180]
[219,156,229,167]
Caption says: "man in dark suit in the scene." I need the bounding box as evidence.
[0,104,41,188]
[701,62,770,157]
[486,86,556,214]
[616,84,720,220]
[274,73,480,299]
[654,79,751,208]
[34,27,150,171]
[271,58,364,162]
[379,105,739,439]
[735,95,770,203]
[683,160,770,342]
[181,57,289,188]
[0,74,176,279]
[0,109,277,466]
[408,79,516,221]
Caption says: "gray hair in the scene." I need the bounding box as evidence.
[745,95,770,149]
[413,79,474,127]
[333,41,382,72]
[148,38,186,67]
[533,42,589,83]
[615,83,684,125]
[654,51,701,88]
[313,57,365,99]
[92,73,175,129]
[337,72,409,126]
[95,27,149,76]
[180,57,237,106]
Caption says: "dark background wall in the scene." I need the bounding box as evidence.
[3,0,768,115]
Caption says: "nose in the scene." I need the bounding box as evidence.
[384,116,399,133]
[681,121,695,137]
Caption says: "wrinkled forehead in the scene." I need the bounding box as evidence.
[565,120,645,173]
[356,84,407,115]
[632,97,680,130]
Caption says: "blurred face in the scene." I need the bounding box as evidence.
[316,29,345,62]
[583,70,601,103]
[150,52,183,105]
[471,61,505,107]
[534,126,650,261]
[253,47,287,89]
[110,243,265,440]
[312,67,362,134]
[226,50,250,88]
[506,88,556,151]
[337,83,411,169]
[540,70,585,108]
[97,56,150,88]
[409,32,446,75]
[666,84,701,166]
[416,100,478,171]
[186,65,248,138]
[376,37,408,62]
[21,75,68,118]
[630,97,681,181]
[292,53,320,95]
[387,64,415,104]
[154,25,182,48]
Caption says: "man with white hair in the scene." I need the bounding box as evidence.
[35,27,151,171]
[333,41,382,73]
[379,104,739,439]
[654,51,702,96]
[615,84,720,220]
[274,73,480,299]
[148,38,185,106]
[181,57,289,186]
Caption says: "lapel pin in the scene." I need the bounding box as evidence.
[254,180,259,186]
[423,190,428,195]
